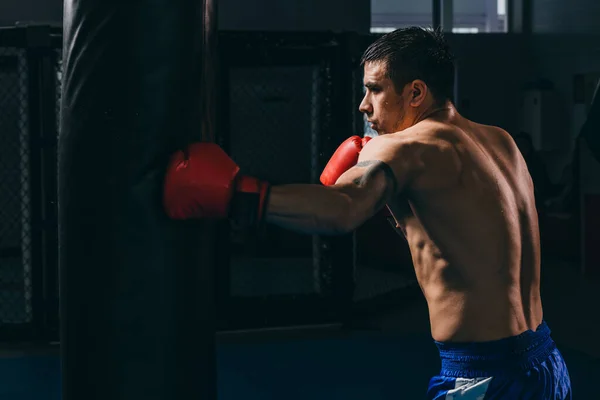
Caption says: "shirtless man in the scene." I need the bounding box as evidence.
[163,27,572,399]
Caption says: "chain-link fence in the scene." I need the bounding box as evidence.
[227,64,322,299]
[0,46,31,326]
[214,32,356,330]
[0,25,61,341]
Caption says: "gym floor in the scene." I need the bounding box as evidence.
[0,259,598,399]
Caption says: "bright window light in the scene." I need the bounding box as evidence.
[370,27,397,34]
[498,0,506,15]
[452,27,479,33]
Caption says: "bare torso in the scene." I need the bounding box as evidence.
[386,112,543,343]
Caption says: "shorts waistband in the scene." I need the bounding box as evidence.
[435,321,556,378]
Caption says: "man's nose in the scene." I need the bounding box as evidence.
[359,96,372,115]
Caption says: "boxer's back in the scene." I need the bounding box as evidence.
[387,113,543,343]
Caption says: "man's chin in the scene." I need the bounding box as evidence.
[370,124,382,135]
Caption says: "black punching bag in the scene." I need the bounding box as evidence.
[58,0,216,399]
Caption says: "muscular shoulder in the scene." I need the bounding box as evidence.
[359,127,462,191]
[469,122,518,153]
[363,124,457,155]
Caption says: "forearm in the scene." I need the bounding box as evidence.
[265,184,356,235]
[263,159,397,235]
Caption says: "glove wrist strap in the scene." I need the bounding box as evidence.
[231,176,271,230]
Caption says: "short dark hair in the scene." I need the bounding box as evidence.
[361,27,455,104]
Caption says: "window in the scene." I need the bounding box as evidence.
[452,27,479,33]
[498,0,507,32]
[498,0,506,16]
[370,0,432,33]
[371,0,508,34]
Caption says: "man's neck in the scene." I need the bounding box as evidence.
[414,101,455,125]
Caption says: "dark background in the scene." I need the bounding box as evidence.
[0,0,599,398]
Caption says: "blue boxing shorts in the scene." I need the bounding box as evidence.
[427,321,572,399]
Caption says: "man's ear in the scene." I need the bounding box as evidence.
[409,80,428,107]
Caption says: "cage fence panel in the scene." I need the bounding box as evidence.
[0,47,32,325]
[0,27,62,340]
[228,64,321,298]
[213,32,357,330]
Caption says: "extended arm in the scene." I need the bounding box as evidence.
[265,159,398,235]
[162,136,423,235]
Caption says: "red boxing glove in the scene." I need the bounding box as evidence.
[163,143,270,227]
[319,135,371,186]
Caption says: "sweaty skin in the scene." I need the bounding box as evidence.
[265,61,542,343]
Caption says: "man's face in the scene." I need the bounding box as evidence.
[359,61,406,135]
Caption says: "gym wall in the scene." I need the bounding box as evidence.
[533,0,600,33]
